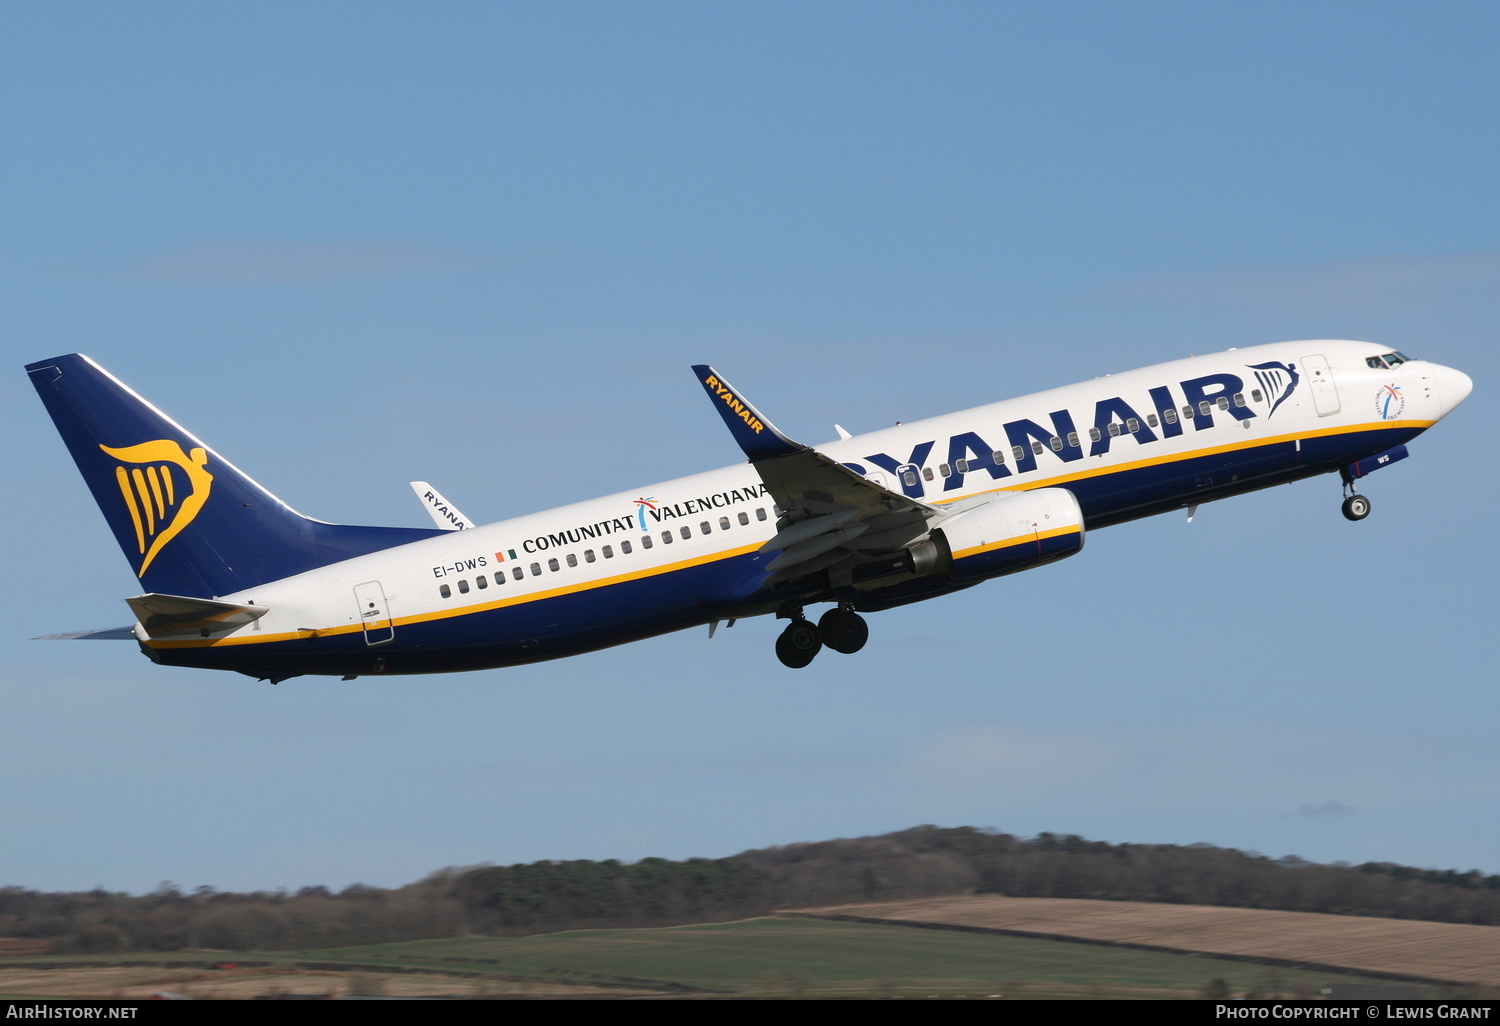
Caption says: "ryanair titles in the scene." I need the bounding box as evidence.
[704,375,766,434]
[843,368,1282,499]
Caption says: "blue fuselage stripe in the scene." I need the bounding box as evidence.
[150,424,1420,676]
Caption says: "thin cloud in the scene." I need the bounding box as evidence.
[1094,252,1500,317]
[1292,801,1357,820]
[126,240,487,284]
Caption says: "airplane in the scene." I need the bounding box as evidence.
[26,340,1471,678]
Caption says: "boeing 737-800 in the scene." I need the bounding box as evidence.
[27,340,1471,677]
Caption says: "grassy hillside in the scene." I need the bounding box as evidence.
[0,915,1448,1000]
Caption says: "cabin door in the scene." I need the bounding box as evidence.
[354,581,394,646]
[1302,353,1341,417]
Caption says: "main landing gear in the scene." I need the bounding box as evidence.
[774,605,869,668]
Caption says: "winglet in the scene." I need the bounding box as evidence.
[410,481,474,531]
[691,365,803,460]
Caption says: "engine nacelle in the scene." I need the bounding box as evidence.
[932,487,1084,582]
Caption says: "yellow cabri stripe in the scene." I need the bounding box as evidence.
[161,463,175,506]
[148,419,1431,651]
[937,419,1435,506]
[131,468,155,535]
[149,541,769,649]
[115,466,145,553]
[950,525,1079,560]
[147,465,166,519]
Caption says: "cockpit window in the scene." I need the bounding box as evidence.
[1369,352,1410,369]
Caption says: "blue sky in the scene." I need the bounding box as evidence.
[3,1,1497,893]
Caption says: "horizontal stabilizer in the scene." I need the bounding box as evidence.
[34,626,137,640]
[125,593,268,640]
[410,481,474,530]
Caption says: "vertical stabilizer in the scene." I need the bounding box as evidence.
[27,355,442,597]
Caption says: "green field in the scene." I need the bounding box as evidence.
[1,917,1447,999]
[291,916,1435,998]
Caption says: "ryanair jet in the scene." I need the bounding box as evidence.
[26,341,1471,678]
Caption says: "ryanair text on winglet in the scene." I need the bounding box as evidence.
[705,375,765,434]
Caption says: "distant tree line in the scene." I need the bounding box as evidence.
[3,826,1497,954]
[743,826,1500,926]
[452,857,765,934]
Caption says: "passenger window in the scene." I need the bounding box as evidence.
[991,450,1006,464]
[719,516,730,530]
[620,540,632,554]
[1216,396,1229,410]
[1251,389,1264,403]
[902,471,917,486]
[1012,446,1025,461]
[1233,393,1246,407]
[1164,409,1178,425]
[1107,422,1121,436]
[1031,442,1044,456]
[1065,433,1079,448]
[1049,436,1062,451]
[955,458,969,473]
[1182,406,1194,419]
[700,521,711,535]
[439,584,451,599]
[476,575,488,590]
[680,526,691,539]
[566,553,578,567]
[530,562,541,576]
[585,549,596,563]
[641,534,653,549]
[756,508,767,521]
[922,467,935,481]
[458,579,470,593]
[938,462,951,477]
[662,530,673,544]
[494,572,505,585]
[512,566,524,581]
[1127,418,1140,433]
[1147,413,1158,428]
[548,558,559,572]
[1198,401,1212,416]
[738,511,749,525]
[1088,427,1102,442]
[602,544,613,558]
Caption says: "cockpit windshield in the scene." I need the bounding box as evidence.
[1366,351,1411,369]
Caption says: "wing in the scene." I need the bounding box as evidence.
[691,365,940,586]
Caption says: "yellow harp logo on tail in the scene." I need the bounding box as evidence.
[98,441,214,578]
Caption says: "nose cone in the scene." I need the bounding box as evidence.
[1432,362,1474,416]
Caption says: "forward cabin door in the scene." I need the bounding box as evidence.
[1302,353,1341,417]
[354,580,394,646]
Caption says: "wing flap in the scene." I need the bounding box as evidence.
[692,365,943,585]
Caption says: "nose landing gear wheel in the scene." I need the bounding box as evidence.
[818,608,869,654]
[775,619,822,668]
[1341,494,1371,521]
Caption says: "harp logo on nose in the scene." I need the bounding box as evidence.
[98,440,215,578]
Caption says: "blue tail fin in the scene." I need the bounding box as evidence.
[27,355,443,597]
